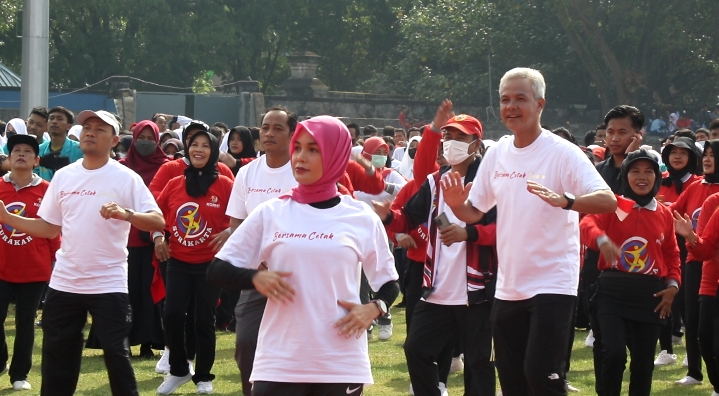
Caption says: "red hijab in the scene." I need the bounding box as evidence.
[120,120,169,185]
[361,137,389,160]
[281,116,352,204]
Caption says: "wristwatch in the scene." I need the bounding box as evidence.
[371,299,388,317]
[562,192,575,211]
[124,208,135,222]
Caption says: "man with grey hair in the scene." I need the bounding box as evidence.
[442,67,616,395]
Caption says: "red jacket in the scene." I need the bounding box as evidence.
[686,192,719,296]
[156,175,233,264]
[671,180,719,262]
[338,161,385,198]
[149,158,235,198]
[580,203,681,285]
[0,175,60,282]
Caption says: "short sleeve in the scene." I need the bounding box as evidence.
[468,150,497,213]
[361,215,399,291]
[215,203,266,268]
[131,173,161,215]
[563,145,610,196]
[37,176,63,226]
[226,167,248,219]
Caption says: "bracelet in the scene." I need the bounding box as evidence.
[124,208,135,222]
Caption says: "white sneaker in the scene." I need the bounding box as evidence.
[188,360,195,376]
[155,348,170,374]
[585,330,595,348]
[675,376,703,386]
[197,381,213,394]
[450,356,464,373]
[673,335,683,345]
[378,323,393,340]
[157,373,193,394]
[565,381,580,392]
[712,391,719,396]
[12,381,31,390]
[654,350,678,366]
[439,382,449,396]
[683,356,689,367]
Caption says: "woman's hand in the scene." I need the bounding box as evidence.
[334,300,381,339]
[252,271,295,304]
[598,238,620,266]
[372,200,392,222]
[209,228,231,251]
[654,286,678,319]
[154,236,170,262]
[673,211,695,239]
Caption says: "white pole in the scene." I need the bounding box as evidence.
[20,0,49,118]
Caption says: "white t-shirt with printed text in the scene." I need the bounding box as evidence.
[216,195,398,384]
[468,130,610,301]
[226,155,297,219]
[38,159,160,294]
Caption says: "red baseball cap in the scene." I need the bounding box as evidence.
[443,114,483,139]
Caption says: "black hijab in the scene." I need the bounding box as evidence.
[227,126,256,159]
[660,137,699,194]
[184,130,220,198]
[703,140,719,184]
[621,149,662,207]
[182,120,211,159]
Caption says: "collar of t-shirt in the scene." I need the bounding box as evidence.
[308,196,341,209]
[2,172,43,191]
[633,198,658,211]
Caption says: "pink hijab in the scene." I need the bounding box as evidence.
[281,116,352,204]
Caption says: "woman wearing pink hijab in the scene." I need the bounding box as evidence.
[209,116,399,396]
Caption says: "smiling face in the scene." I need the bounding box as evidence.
[627,159,656,196]
[188,134,211,168]
[9,144,39,171]
[291,129,323,185]
[80,117,118,157]
[499,78,545,134]
[704,146,715,174]
[668,147,689,171]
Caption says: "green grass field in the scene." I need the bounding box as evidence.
[0,305,714,395]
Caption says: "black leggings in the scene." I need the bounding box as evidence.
[698,295,719,392]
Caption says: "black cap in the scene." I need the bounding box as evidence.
[7,134,40,156]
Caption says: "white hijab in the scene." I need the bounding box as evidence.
[2,118,28,147]
[69,125,82,140]
[398,136,421,179]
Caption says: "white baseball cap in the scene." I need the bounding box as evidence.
[75,110,120,135]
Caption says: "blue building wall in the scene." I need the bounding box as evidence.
[0,89,116,114]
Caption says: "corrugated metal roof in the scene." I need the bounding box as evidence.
[0,62,21,88]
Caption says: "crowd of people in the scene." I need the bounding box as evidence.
[0,67,717,396]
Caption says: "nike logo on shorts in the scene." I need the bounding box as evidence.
[346,385,361,394]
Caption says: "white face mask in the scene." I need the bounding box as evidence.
[443,140,474,165]
[371,155,387,168]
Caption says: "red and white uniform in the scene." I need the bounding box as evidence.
[149,158,234,198]
[0,174,59,282]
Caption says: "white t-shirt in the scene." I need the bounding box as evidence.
[393,146,406,161]
[226,155,297,219]
[355,169,407,207]
[38,159,160,294]
[427,179,468,305]
[216,195,398,384]
[468,130,610,301]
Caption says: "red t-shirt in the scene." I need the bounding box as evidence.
[149,158,235,198]
[658,172,701,206]
[580,204,681,284]
[0,176,60,282]
[688,193,719,296]
[671,180,719,262]
[157,175,233,264]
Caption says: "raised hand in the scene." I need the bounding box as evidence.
[672,210,694,238]
[440,172,472,209]
[432,99,455,130]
